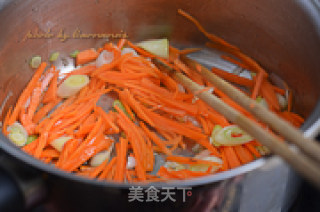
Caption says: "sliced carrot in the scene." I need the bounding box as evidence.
[211,67,254,88]
[98,157,117,180]
[221,55,250,70]
[287,90,293,112]
[42,72,59,104]
[114,137,128,182]
[144,107,207,140]
[19,110,36,135]
[222,146,241,169]
[96,107,119,133]
[244,142,261,158]
[140,121,172,155]
[251,72,265,100]
[260,79,280,111]
[233,145,254,164]
[272,86,286,95]
[8,62,47,125]
[116,106,147,181]
[279,111,304,127]
[61,65,96,84]
[41,148,60,158]
[119,89,155,127]
[219,149,229,171]
[33,98,61,123]
[76,49,99,65]
[22,138,39,155]
[177,9,239,52]
[117,38,127,49]
[56,139,80,167]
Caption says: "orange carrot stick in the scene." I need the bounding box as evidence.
[177,9,239,52]
[27,83,42,121]
[244,142,261,158]
[251,72,265,100]
[96,107,120,133]
[140,121,172,155]
[41,148,60,158]
[219,149,229,171]
[119,89,155,127]
[221,55,250,70]
[233,145,254,164]
[33,98,61,124]
[98,157,117,180]
[8,62,47,125]
[116,106,147,181]
[143,107,207,140]
[76,49,99,65]
[260,79,280,111]
[211,67,254,88]
[88,157,110,178]
[114,137,128,182]
[223,146,241,169]
[42,72,59,104]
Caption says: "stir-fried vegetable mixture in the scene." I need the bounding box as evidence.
[1,9,304,183]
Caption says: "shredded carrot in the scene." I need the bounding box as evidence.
[211,67,254,88]
[244,142,261,158]
[8,62,47,125]
[140,121,172,155]
[76,49,99,65]
[114,137,128,182]
[177,9,239,52]
[260,79,280,111]
[287,90,293,112]
[222,146,241,169]
[98,157,117,180]
[234,145,255,164]
[251,72,265,100]
[3,16,305,183]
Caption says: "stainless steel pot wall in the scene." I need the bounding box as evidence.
[0,0,319,211]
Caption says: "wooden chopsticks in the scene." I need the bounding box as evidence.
[153,58,320,189]
[181,56,320,164]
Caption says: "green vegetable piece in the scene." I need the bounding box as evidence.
[7,122,28,147]
[136,38,169,58]
[49,52,60,62]
[26,135,38,145]
[9,132,27,147]
[30,56,42,68]
[210,125,222,147]
[214,125,253,146]
[70,50,80,58]
[113,100,134,120]
[256,96,263,103]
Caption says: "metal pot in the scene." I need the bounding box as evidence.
[0,0,320,211]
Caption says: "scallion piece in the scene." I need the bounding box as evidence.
[30,56,42,68]
[26,135,38,145]
[70,50,80,58]
[49,52,60,62]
